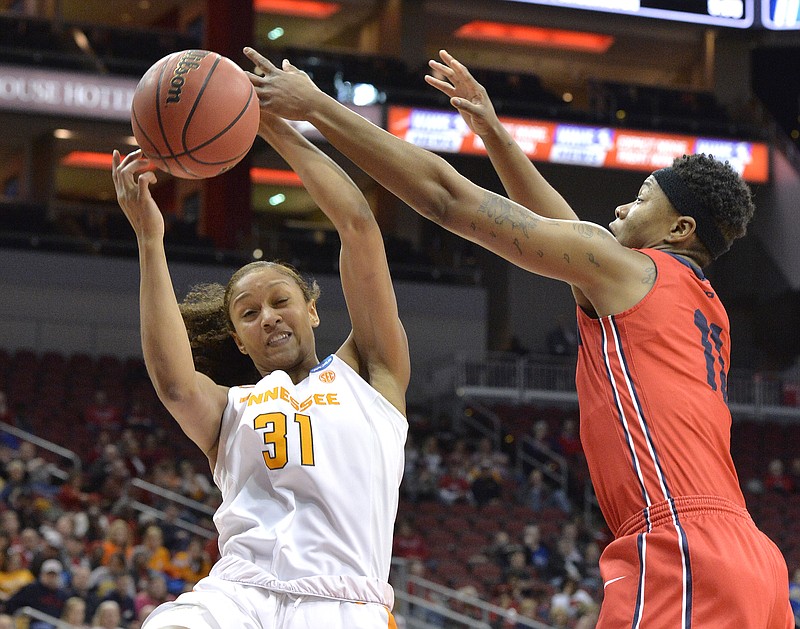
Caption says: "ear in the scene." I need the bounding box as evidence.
[308,300,320,329]
[230,331,248,355]
[667,215,696,245]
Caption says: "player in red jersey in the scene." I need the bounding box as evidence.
[245,46,793,628]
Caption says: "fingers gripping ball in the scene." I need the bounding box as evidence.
[131,50,260,179]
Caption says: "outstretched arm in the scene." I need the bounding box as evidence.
[425,50,578,222]
[244,48,648,316]
[111,150,228,457]
[256,114,409,412]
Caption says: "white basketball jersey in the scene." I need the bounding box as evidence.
[208,354,407,606]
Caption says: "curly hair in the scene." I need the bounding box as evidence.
[178,261,321,387]
[671,153,755,262]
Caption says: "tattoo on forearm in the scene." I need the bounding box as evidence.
[513,238,522,255]
[587,253,600,267]
[477,193,540,238]
[563,253,570,263]
[470,222,477,231]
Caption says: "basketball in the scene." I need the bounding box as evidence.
[131,49,260,179]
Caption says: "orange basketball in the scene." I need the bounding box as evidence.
[131,49,260,179]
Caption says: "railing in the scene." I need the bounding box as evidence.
[440,354,800,422]
[0,420,81,478]
[391,558,556,629]
[128,478,217,540]
[14,605,124,629]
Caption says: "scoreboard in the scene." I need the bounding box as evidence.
[501,0,754,28]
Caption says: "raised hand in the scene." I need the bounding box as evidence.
[111,149,164,240]
[243,47,324,121]
[425,49,500,137]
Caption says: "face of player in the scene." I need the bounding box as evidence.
[228,267,320,381]
[608,176,680,250]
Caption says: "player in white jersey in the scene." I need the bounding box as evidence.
[111,107,410,629]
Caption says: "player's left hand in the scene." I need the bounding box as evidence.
[244,47,323,121]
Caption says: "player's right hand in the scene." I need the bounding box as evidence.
[424,49,500,137]
[111,149,165,240]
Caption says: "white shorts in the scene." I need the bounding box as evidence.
[141,575,397,629]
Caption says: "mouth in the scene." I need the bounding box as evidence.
[267,331,291,346]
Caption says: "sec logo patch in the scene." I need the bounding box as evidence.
[319,371,336,383]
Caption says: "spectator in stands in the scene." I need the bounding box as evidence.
[3,558,69,628]
[131,525,172,576]
[469,462,504,507]
[124,398,154,436]
[88,552,128,600]
[98,520,133,567]
[518,468,571,515]
[486,531,523,573]
[549,577,596,624]
[436,461,473,506]
[90,600,122,629]
[520,419,560,477]
[392,517,430,563]
[154,503,189,554]
[112,105,409,627]
[65,564,100,621]
[118,430,146,479]
[17,442,52,489]
[176,460,211,503]
[0,547,34,601]
[130,603,156,629]
[60,595,88,628]
[29,529,66,578]
[554,418,582,461]
[546,314,578,357]
[101,572,136,627]
[84,445,124,497]
[16,527,41,570]
[469,436,509,479]
[0,460,32,509]
[420,49,789,626]
[521,524,555,582]
[133,573,173,621]
[764,458,794,495]
[83,389,123,436]
[57,471,93,514]
[168,537,211,589]
[502,549,538,596]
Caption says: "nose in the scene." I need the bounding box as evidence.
[614,203,629,219]
[260,308,281,329]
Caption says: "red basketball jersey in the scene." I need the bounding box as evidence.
[575,248,745,536]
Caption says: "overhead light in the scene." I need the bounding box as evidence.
[253,0,340,18]
[269,193,286,206]
[53,129,75,140]
[267,27,285,40]
[455,21,614,54]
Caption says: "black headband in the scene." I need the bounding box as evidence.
[652,167,728,259]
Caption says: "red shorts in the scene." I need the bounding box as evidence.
[597,496,793,629]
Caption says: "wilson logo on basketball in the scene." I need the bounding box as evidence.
[166,50,209,104]
[318,371,336,383]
